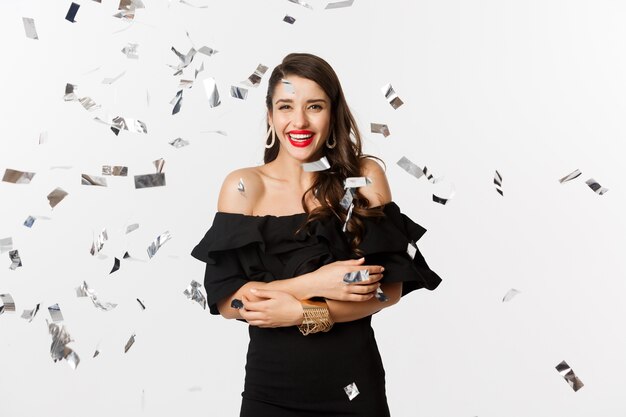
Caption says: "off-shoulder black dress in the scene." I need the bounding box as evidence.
[191,202,441,417]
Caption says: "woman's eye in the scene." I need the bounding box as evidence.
[309,104,322,110]
[279,105,291,110]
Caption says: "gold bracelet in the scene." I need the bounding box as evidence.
[297,300,334,336]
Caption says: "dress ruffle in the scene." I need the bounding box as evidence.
[191,202,441,314]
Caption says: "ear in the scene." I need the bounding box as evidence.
[267,111,273,128]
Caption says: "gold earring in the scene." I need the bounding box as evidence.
[326,134,336,149]
[265,125,275,148]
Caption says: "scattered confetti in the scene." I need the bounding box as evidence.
[230,86,248,100]
[110,257,121,274]
[343,269,369,283]
[203,77,221,107]
[102,165,128,176]
[114,0,145,20]
[134,173,166,188]
[0,294,16,315]
[64,83,78,101]
[2,169,36,184]
[237,178,246,195]
[121,43,139,59]
[90,229,108,256]
[555,360,584,392]
[288,0,313,9]
[9,250,22,270]
[137,298,146,310]
[302,156,330,172]
[559,169,581,183]
[22,17,38,40]
[432,194,449,205]
[381,83,404,109]
[154,158,165,173]
[344,177,371,188]
[47,320,80,369]
[48,187,69,209]
[107,116,148,135]
[126,223,139,234]
[21,304,40,322]
[494,170,503,196]
[397,157,423,180]
[231,299,244,309]
[76,281,117,311]
[39,131,48,144]
[0,237,13,254]
[102,71,126,85]
[502,288,521,302]
[48,303,64,322]
[183,280,207,309]
[171,90,183,115]
[147,231,172,258]
[370,123,390,137]
[241,64,269,87]
[23,216,36,228]
[79,96,101,111]
[342,202,354,232]
[65,2,80,23]
[281,79,295,94]
[325,0,355,8]
[340,188,355,210]
[283,15,296,24]
[343,382,359,400]
[81,174,108,187]
[407,241,417,259]
[375,287,389,302]
[93,349,100,358]
[124,334,136,353]
[123,251,131,259]
[585,178,608,195]
[169,137,190,148]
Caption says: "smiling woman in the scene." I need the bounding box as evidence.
[191,53,442,417]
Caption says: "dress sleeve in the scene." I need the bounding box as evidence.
[359,202,442,297]
[191,213,266,315]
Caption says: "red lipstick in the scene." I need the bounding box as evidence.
[287,130,315,148]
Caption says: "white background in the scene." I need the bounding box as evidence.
[1,0,625,416]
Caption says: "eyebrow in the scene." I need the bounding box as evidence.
[274,98,327,104]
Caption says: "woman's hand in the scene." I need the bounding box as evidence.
[239,289,304,328]
[309,257,384,301]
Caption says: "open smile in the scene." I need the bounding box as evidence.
[287,130,315,148]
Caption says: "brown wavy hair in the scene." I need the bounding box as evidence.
[264,53,385,257]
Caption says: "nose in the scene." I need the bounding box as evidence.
[292,107,309,128]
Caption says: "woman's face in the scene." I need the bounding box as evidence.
[268,75,332,162]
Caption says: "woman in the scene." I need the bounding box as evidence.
[191,53,441,416]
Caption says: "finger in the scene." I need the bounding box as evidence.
[349,283,381,294]
[349,293,375,302]
[241,299,268,312]
[341,257,365,265]
[250,288,283,299]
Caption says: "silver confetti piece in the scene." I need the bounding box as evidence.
[0,237,13,254]
[585,178,608,195]
[123,251,131,259]
[125,334,136,353]
[126,223,139,234]
[102,70,126,85]
[134,173,166,188]
[183,280,207,309]
[21,304,40,322]
[169,137,190,148]
[109,116,148,134]
[110,257,121,274]
[281,79,295,94]
[325,0,354,8]
[203,77,221,107]
[23,216,36,228]
[502,288,521,302]
[180,0,209,8]
[79,96,101,112]
[22,17,39,40]
[241,64,269,87]
[102,165,128,176]
[90,229,108,256]
[48,303,64,322]
[283,15,296,24]
[47,320,80,369]
[39,131,48,144]
[370,123,390,137]
[170,46,196,71]
[433,183,456,205]
[64,83,78,101]
[201,130,228,136]
[381,83,404,109]
[195,62,204,79]
[116,0,145,20]
[9,250,22,270]
[147,231,172,259]
[340,188,355,211]
[343,382,359,401]
[2,169,36,184]
[231,299,244,309]
[0,294,16,315]
[93,349,100,358]
[81,174,108,187]
[344,177,371,188]
[397,157,424,180]
[288,0,313,9]
[343,269,369,283]
[422,166,441,183]
[342,202,354,232]
[432,194,449,205]
[179,80,193,88]
[230,86,248,100]
[65,2,80,23]
[407,241,417,259]
[47,187,68,208]
[197,46,218,57]
[375,287,389,302]
[171,90,183,115]
[154,158,165,173]
[137,298,146,310]
[494,170,503,196]
[556,360,584,392]
[237,178,246,194]
[559,169,582,183]
[121,43,140,59]
[302,157,330,172]
[76,281,117,311]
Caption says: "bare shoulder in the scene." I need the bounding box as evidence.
[217,167,265,215]
[358,157,392,207]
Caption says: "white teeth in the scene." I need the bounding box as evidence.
[289,133,313,140]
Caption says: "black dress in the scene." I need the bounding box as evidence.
[190,202,441,417]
